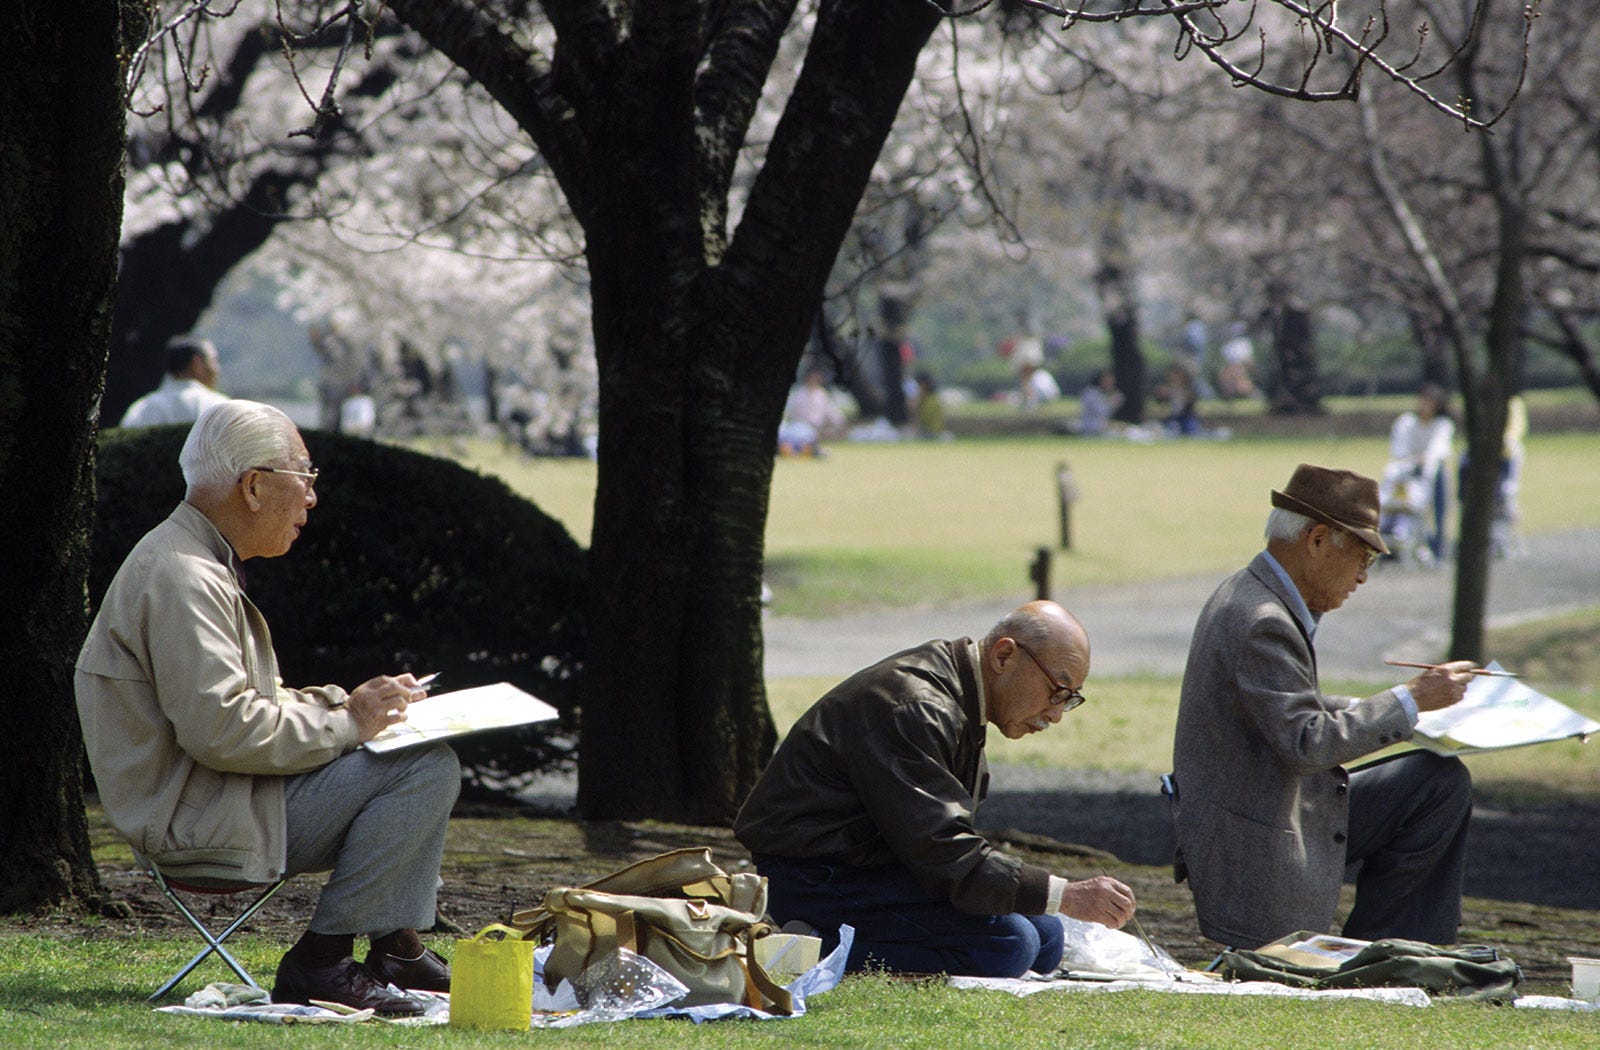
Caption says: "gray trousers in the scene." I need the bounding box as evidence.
[1342,751,1472,943]
[284,742,460,938]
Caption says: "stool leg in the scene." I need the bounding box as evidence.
[146,879,287,1001]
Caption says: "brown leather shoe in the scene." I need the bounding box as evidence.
[272,953,425,1016]
[365,945,451,992]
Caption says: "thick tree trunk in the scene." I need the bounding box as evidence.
[575,0,939,822]
[0,0,127,913]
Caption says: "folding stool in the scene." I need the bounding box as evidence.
[139,855,288,1001]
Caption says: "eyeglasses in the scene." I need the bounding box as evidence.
[1012,640,1087,712]
[1334,527,1380,569]
[249,466,319,489]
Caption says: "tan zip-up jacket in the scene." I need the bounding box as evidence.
[75,501,360,883]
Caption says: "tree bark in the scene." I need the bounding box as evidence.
[0,0,128,913]
[1450,184,1524,663]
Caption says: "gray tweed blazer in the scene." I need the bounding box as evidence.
[1170,552,1413,948]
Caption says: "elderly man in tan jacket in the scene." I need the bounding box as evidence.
[76,400,458,1016]
[1170,464,1479,950]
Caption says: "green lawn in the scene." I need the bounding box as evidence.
[4,934,1597,1048]
[425,430,1600,618]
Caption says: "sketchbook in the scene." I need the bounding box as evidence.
[362,682,559,753]
[1355,662,1598,766]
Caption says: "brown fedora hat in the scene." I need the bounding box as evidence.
[1271,463,1390,555]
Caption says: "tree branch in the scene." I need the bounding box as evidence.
[383,0,598,224]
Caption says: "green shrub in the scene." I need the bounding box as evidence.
[91,425,588,799]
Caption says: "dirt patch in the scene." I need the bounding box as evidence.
[35,801,1597,999]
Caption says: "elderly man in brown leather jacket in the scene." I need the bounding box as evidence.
[77,400,458,1015]
[735,600,1135,977]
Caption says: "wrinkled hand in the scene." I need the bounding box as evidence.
[347,673,429,741]
[1058,875,1136,929]
[1408,661,1478,712]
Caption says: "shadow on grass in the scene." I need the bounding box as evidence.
[980,781,1600,910]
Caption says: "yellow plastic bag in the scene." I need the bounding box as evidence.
[449,923,535,1030]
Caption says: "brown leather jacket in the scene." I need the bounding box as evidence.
[734,638,1051,916]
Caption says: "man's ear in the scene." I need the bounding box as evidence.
[239,470,264,511]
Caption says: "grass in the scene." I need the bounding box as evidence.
[421,429,1600,618]
[5,934,1599,1049]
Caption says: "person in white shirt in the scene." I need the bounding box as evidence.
[1018,361,1060,411]
[1379,383,1456,561]
[119,337,230,427]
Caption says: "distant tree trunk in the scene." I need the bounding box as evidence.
[821,309,886,420]
[875,295,911,426]
[1405,308,1455,390]
[0,0,128,913]
[1264,282,1323,415]
[1095,202,1145,424]
[1450,194,1524,663]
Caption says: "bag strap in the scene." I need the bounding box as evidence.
[736,928,795,1016]
[471,922,528,942]
[544,904,642,986]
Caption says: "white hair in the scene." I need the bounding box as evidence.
[1265,507,1349,547]
[180,400,300,491]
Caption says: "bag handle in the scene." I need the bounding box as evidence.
[470,922,529,942]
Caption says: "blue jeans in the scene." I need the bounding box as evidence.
[755,856,1064,977]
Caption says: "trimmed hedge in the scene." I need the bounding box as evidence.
[91,425,588,798]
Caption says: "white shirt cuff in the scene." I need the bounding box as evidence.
[1047,874,1069,914]
[1391,683,1418,724]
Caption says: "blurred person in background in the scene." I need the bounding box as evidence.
[120,336,229,427]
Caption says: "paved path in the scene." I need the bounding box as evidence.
[764,526,1600,681]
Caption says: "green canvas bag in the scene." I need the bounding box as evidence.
[1218,935,1521,1002]
[511,847,794,1014]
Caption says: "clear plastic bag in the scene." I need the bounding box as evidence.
[1057,916,1184,978]
[534,949,689,1028]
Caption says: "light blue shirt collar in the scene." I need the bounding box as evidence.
[1260,549,1319,639]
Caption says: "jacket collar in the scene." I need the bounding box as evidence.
[1250,549,1318,642]
[954,637,987,733]
[171,500,247,585]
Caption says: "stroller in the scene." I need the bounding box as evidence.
[1379,460,1447,565]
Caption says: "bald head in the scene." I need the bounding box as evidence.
[981,600,1091,740]
[982,600,1090,666]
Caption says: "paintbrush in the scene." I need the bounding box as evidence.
[1384,659,1518,678]
[1099,867,1174,979]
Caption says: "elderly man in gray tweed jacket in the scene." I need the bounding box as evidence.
[1170,464,1479,950]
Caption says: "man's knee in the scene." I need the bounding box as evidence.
[380,742,461,808]
[1418,753,1473,820]
[976,913,1045,979]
